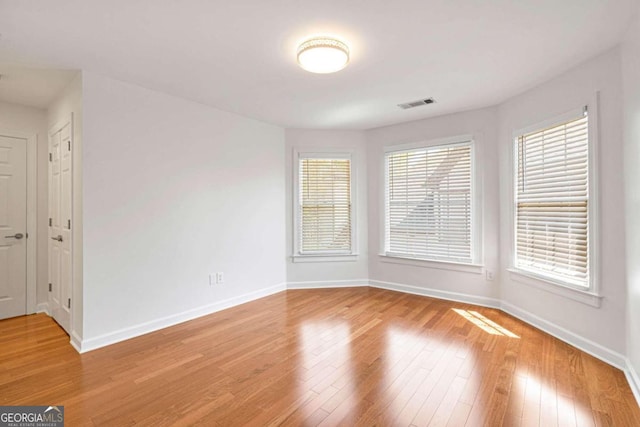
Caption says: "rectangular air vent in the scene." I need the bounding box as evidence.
[398,97,435,109]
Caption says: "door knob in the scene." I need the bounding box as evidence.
[51,235,63,242]
[4,233,24,239]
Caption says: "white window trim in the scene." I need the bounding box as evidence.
[292,148,357,262]
[292,254,358,263]
[378,253,484,274]
[509,93,601,302]
[379,134,483,267]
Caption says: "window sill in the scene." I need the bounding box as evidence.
[292,254,359,263]
[507,268,602,308]
[379,254,484,274]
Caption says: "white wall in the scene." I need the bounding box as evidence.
[14,25,634,380]
[622,10,640,378]
[366,107,500,301]
[285,129,368,285]
[47,73,83,341]
[498,48,627,354]
[0,101,48,309]
[80,72,286,345]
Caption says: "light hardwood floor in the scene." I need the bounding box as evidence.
[1,288,639,426]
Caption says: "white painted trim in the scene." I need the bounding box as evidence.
[379,254,484,274]
[383,134,474,153]
[470,134,484,266]
[368,280,501,308]
[25,133,37,315]
[291,254,359,263]
[511,107,586,138]
[287,281,629,380]
[36,302,50,315]
[287,279,369,289]
[70,331,82,353]
[75,283,287,353]
[500,301,626,369]
[624,359,640,407]
[63,279,637,402]
[379,146,387,255]
[0,129,37,315]
[587,92,601,296]
[367,279,625,373]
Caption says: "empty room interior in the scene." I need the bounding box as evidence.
[2,0,640,425]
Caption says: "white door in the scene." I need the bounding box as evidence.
[0,135,27,320]
[49,123,72,334]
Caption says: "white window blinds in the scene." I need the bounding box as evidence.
[299,157,352,253]
[385,142,473,263]
[515,112,589,287]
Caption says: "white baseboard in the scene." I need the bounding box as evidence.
[70,331,82,353]
[369,279,501,309]
[366,279,628,373]
[66,276,640,408]
[287,279,369,289]
[499,301,627,370]
[36,302,50,315]
[625,358,640,407]
[76,283,287,353]
[367,279,633,379]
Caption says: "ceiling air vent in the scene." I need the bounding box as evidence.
[398,97,435,110]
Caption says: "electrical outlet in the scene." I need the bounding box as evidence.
[216,272,224,284]
[486,270,494,281]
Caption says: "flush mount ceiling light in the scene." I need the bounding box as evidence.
[297,37,350,74]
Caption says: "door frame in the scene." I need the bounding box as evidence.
[0,128,37,314]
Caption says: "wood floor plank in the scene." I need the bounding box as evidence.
[1,287,638,426]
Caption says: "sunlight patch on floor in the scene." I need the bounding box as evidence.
[453,309,520,338]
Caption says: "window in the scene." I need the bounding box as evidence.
[514,109,590,288]
[384,140,474,264]
[294,152,354,257]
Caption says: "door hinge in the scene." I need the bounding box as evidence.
[67,219,71,229]
[68,298,71,309]
[49,283,52,292]
[49,218,52,227]
[68,140,71,151]
[49,153,52,162]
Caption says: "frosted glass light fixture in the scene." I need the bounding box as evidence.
[297,37,350,73]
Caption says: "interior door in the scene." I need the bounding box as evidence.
[49,123,72,333]
[0,135,27,320]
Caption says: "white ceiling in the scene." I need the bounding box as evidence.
[0,0,636,129]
